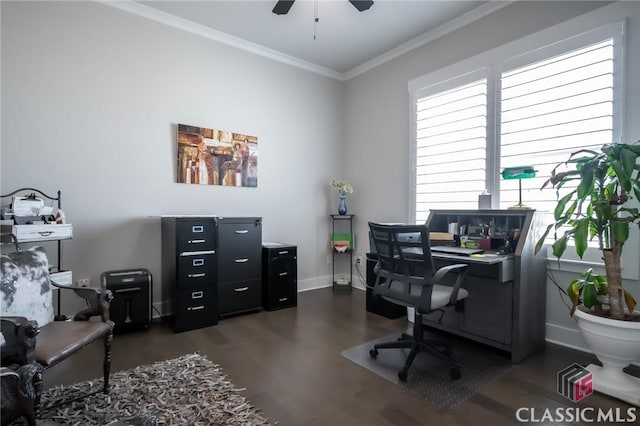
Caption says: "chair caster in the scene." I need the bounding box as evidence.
[369,349,378,359]
[449,367,461,381]
[398,369,408,382]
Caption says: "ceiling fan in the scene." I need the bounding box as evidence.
[272,0,374,15]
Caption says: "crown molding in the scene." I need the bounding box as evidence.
[342,1,515,80]
[101,0,513,82]
[100,0,343,80]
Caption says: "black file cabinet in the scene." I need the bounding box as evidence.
[217,217,262,317]
[161,216,218,333]
[102,268,151,332]
[262,243,297,311]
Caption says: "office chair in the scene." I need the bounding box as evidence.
[367,222,469,381]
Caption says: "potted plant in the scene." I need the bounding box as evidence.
[535,142,640,406]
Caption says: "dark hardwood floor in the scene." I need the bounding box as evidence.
[44,288,635,425]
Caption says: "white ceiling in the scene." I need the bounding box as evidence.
[122,1,509,79]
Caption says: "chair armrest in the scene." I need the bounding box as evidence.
[0,317,39,366]
[1,366,20,378]
[50,280,113,322]
[432,264,468,306]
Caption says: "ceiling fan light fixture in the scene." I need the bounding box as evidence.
[272,0,295,15]
[348,1,374,12]
[272,0,374,16]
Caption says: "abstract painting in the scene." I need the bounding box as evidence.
[177,123,258,187]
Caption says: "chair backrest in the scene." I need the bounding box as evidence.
[368,222,436,309]
[0,247,54,328]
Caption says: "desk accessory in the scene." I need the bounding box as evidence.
[501,166,536,209]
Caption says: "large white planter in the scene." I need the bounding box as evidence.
[573,308,640,406]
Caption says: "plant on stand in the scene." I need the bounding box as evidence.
[535,142,640,406]
[330,179,353,215]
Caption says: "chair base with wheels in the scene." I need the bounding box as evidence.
[369,311,461,381]
[367,222,468,382]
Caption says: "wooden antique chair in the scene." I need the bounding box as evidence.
[0,246,114,423]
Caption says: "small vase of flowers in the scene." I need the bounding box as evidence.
[330,179,353,215]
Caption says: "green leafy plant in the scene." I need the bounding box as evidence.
[535,143,640,320]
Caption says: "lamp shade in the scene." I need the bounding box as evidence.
[501,166,536,180]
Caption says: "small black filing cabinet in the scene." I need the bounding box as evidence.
[262,243,297,311]
[366,253,406,319]
[161,216,218,333]
[101,269,152,332]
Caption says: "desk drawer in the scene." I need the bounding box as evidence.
[433,258,512,282]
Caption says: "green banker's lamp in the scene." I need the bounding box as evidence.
[501,166,536,209]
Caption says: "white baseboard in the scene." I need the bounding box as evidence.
[545,322,590,352]
[297,275,333,292]
[297,275,367,292]
[545,322,640,368]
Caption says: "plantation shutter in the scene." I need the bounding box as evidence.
[499,39,614,211]
[415,78,488,223]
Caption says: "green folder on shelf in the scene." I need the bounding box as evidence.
[332,232,354,250]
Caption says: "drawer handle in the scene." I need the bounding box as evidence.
[279,272,288,276]
[188,273,206,278]
[278,297,288,302]
[38,231,54,236]
[179,250,215,257]
[234,258,248,263]
[278,250,289,255]
[192,291,203,299]
[192,259,205,267]
[188,305,205,311]
[188,239,206,244]
[192,226,204,233]
[115,287,141,294]
[234,230,249,234]
[234,287,249,292]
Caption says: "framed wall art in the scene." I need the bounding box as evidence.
[177,123,258,187]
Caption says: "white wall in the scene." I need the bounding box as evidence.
[345,1,640,351]
[1,1,344,313]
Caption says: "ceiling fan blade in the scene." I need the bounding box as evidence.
[272,0,295,15]
[348,1,374,12]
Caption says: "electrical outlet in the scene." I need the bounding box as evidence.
[77,278,91,287]
[355,256,362,265]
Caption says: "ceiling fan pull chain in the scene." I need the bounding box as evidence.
[313,0,319,40]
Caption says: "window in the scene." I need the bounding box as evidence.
[415,76,488,223]
[499,39,615,211]
[411,23,623,224]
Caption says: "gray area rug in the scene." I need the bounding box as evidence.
[341,330,514,411]
[37,353,272,425]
